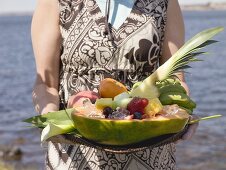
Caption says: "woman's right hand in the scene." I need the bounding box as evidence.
[32,83,60,115]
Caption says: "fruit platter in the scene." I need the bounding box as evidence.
[69,78,192,146]
[24,27,223,151]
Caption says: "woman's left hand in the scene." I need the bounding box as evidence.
[181,114,199,140]
[175,115,199,143]
[176,80,199,142]
[181,115,199,140]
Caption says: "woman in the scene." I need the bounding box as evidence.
[31,0,198,169]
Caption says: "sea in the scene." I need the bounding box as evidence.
[0,10,226,170]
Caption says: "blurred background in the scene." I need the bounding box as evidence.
[0,0,226,169]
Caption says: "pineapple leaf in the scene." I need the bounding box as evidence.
[130,27,224,98]
[184,40,218,56]
[167,27,223,77]
[174,27,223,59]
[196,40,219,49]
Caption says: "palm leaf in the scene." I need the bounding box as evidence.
[23,108,75,128]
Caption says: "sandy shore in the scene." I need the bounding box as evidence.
[0,160,40,170]
[0,161,12,170]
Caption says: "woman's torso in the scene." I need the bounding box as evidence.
[46,0,177,169]
[58,0,167,101]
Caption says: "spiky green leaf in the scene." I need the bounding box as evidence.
[130,27,224,97]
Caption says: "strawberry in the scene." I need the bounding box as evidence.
[127,97,149,115]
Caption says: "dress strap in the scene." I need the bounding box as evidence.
[104,0,114,41]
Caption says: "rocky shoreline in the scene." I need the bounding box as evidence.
[0,137,43,170]
[181,2,226,11]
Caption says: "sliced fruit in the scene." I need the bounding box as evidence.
[144,98,163,116]
[179,106,193,115]
[68,91,100,108]
[133,112,142,120]
[95,98,115,110]
[127,97,149,115]
[132,81,142,90]
[71,109,190,145]
[114,98,133,109]
[159,92,196,110]
[155,78,181,88]
[130,83,160,99]
[103,107,113,118]
[158,84,187,94]
[99,78,128,98]
[114,92,131,101]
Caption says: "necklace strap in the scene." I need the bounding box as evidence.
[104,0,114,41]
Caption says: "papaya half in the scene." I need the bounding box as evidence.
[71,109,190,146]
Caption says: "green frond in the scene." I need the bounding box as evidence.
[130,27,224,97]
[165,27,223,77]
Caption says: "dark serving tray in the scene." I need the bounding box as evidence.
[48,125,188,154]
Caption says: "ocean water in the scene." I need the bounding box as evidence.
[0,11,226,169]
[176,11,226,170]
[0,15,44,168]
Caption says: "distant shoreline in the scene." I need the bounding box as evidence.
[0,3,226,16]
[0,12,33,16]
[181,2,226,11]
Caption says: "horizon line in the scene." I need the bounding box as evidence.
[1,2,226,15]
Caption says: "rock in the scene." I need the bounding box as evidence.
[0,145,23,161]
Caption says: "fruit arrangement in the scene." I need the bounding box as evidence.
[69,78,193,145]
[24,27,223,146]
[88,77,195,121]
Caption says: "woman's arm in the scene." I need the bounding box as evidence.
[161,0,189,95]
[161,0,198,141]
[31,0,61,114]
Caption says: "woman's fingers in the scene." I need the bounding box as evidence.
[182,114,199,140]
[175,114,199,143]
[181,122,199,140]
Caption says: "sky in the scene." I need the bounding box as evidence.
[0,0,226,14]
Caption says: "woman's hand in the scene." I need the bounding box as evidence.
[179,81,199,142]
[32,82,60,115]
[181,115,199,140]
[175,80,199,143]
[180,80,190,96]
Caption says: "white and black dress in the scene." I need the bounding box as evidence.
[46,0,177,169]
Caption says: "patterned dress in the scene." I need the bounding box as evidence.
[46,0,177,169]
